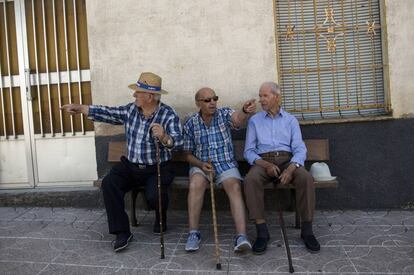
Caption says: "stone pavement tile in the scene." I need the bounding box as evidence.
[0,238,64,262]
[38,263,106,275]
[16,207,105,223]
[169,245,230,272]
[29,220,107,241]
[164,271,222,275]
[227,246,354,273]
[0,207,32,221]
[345,246,414,274]
[0,261,47,275]
[52,240,180,269]
[323,210,377,226]
[331,225,396,246]
[366,210,414,226]
[39,264,165,275]
[384,225,414,247]
[0,220,50,237]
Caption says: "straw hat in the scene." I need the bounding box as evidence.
[310,162,337,181]
[128,72,168,94]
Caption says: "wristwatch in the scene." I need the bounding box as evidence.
[292,162,300,169]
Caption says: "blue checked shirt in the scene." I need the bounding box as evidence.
[183,107,238,175]
[88,102,183,165]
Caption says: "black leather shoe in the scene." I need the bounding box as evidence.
[252,235,270,255]
[113,232,133,252]
[301,234,320,253]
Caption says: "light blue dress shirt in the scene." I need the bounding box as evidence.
[244,108,307,166]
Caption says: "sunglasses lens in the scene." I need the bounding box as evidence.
[200,96,219,103]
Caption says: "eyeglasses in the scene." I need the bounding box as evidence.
[197,96,219,103]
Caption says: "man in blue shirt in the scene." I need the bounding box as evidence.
[244,82,320,254]
[61,72,183,252]
[183,87,256,253]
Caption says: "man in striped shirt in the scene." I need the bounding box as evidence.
[61,72,183,252]
[182,87,256,253]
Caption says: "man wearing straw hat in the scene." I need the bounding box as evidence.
[182,87,256,253]
[243,82,320,254]
[61,72,183,252]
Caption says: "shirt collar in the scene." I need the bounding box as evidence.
[196,109,217,122]
[138,102,162,119]
[265,107,285,118]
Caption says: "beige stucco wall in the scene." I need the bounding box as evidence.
[385,0,414,117]
[86,0,414,136]
[86,0,276,135]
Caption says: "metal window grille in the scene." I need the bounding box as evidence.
[0,0,93,138]
[274,0,390,120]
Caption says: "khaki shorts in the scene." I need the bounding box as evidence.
[189,166,242,186]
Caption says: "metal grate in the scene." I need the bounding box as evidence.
[25,0,93,136]
[274,0,390,120]
[0,0,24,138]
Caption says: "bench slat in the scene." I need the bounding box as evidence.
[95,177,338,190]
[108,139,330,162]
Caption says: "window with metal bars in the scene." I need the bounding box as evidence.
[274,0,390,120]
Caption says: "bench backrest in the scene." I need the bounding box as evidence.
[108,139,330,162]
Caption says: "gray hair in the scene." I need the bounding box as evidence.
[261,82,281,95]
[153,94,161,102]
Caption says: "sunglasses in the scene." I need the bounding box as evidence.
[197,96,219,103]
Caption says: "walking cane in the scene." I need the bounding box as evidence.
[208,158,221,270]
[154,139,165,259]
[277,197,294,273]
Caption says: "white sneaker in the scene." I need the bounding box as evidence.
[185,230,201,252]
[234,234,252,253]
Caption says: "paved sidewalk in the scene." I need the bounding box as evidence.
[0,207,413,274]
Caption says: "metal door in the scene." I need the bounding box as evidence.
[0,0,97,188]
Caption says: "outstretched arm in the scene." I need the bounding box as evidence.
[231,99,256,128]
[62,104,128,125]
[61,104,89,116]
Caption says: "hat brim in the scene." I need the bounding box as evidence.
[313,176,337,181]
[128,83,168,94]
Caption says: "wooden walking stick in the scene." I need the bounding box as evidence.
[154,139,165,259]
[277,197,294,273]
[208,158,221,270]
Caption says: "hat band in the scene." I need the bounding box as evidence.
[136,81,161,91]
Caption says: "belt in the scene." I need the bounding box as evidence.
[260,151,292,157]
[131,163,152,169]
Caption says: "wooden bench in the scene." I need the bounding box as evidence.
[96,139,338,228]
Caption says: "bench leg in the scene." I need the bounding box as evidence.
[290,189,300,229]
[130,189,140,227]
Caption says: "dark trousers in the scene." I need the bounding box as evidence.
[244,154,315,223]
[101,156,174,235]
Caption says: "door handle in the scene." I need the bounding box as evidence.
[25,68,33,101]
